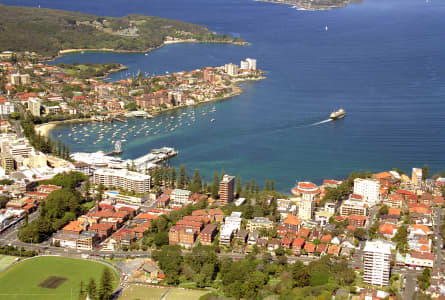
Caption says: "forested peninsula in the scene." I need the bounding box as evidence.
[0,4,246,57]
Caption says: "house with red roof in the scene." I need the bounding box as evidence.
[281,237,293,249]
[304,242,316,254]
[292,237,305,253]
[379,223,397,238]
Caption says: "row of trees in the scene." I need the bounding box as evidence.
[20,113,71,160]
[148,165,277,199]
[79,267,114,300]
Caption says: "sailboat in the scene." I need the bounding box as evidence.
[325,26,328,31]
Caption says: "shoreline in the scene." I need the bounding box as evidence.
[40,76,264,137]
[35,118,93,138]
[45,39,249,62]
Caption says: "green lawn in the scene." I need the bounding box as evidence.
[0,255,18,272]
[0,256,119,300]
[119,285,167,300]
[118,285,209,300]
[165,288,208,300]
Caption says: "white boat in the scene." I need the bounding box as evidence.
[210,118,215,122]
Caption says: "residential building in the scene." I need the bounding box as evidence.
[406,251,434,268]
[0,101,14,116]
[219,212,242,245]
[93,168,151,194]
[363,240,392,286]
[292,182,319,220]
[28,98,41,117]
[353,178,380,206]
[412,168,423,187]
[200,224,217,245]
[246,217,274,232]
[340,194,368,216]
[170,189,192,205]
[9,73,31,85]
[219,174,235,206]
[0,153,14,172]
[225,63,239,76]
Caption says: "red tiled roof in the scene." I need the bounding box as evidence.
[304,242,316,253]
[298,227,311,238]
[379,223,397,235]
[292,237,305,247]
[321,234,332,243]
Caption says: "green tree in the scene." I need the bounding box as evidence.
[87,278,98,300]
[177,164,186,189]
[99,267,114,300]
[211,171,219,199]
[235,173,242,196]
[191,169,202,193]
[422,164,430,180]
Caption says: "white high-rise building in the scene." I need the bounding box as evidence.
[353,178,380,206]
[240,60,249,70]
[292,182,319,221]
[93,168,151,194]
[412,168,423,187]
[28,98,41,117]
[363,240,392,286]
[246,58,257,70]
[0,101,14,116]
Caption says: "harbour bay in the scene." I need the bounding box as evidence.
[6,0,445,192]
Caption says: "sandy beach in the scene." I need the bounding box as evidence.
[35,118,92,137]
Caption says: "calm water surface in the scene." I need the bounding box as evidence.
[4,0,445,191]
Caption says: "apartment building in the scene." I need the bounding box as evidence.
[412,168,423,187]
[93,168,151,194]
[340,194,368,216]
[170,189,192,205]
[219,174,235,206]
[246,217,274,232]
[363,240,392,286]
[353,178,380,206]
[200,224,217,245]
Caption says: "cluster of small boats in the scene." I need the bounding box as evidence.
[60,106,217,146]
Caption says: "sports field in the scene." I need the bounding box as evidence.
[0,255,18,272]
[0,256,119,300]
[119,284,209,300]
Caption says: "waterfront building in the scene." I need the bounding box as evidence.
[412,168,423,187]
[219,174,235,206]
[292,182,319,220]
[353,178,380,206]
[240,60,249,70]
[93,168,151,194]
[246,58,257,70]
[225,63,239,76]
[363,240,392,286]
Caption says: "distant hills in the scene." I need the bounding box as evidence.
[0,4,244,57]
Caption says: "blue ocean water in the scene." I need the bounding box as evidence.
[5,0,445,191]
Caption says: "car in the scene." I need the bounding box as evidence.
[355,267,360,269]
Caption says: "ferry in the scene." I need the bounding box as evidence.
[329,109,346,120]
